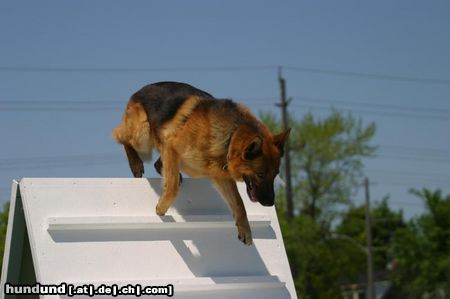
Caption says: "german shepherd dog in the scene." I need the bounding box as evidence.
[113,82,290,245]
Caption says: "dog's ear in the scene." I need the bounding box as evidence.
[243,136,263,160]
[273,128,291,156]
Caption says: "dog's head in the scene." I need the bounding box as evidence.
[227,126,291,207]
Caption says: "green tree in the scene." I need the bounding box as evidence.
[391,189,450,298]
[0,202,9,272]
[263,110,376,225]
[262,110,377,298]
[279,212,360,299]
[336,197,405,282]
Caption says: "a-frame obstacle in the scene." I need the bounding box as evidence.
[1,178,296,299]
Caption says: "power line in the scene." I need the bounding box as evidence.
[0,160,121,171]
[367,171,449,187]
[0,153,121,165]
[377,150,450,161]
[2,146,449,168]
[380,145,450,156]
[371,175,449,185]
[0,65,277,73]
[377,199,424,207]
[2,98,450,121]
[4,95,450,114]
[370,180,450,188]
[0,153,123,171]
[1,64,450,85]
[283,65,450,85]
[372,180,447,188]
[371,154,450,163]
[370,172,449,184]
[292,103,450,121]
[295,96,450,115]
[0,100,123,111]
[0,107,121,111]
[377,156,450,164]
[368,169,450,180]
[0,100,123,104]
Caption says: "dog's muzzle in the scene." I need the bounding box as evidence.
[243,175,275,206]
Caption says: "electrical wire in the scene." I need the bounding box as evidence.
[0,153,123,171]
[1,64,449,85]
[291,103,450,121]
[0,65,277,73]
[283,65,450,85]
[371,154,450,163]
[294,96,450,115]
[2,97,450,122]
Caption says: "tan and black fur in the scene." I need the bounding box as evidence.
[113,82,290,245]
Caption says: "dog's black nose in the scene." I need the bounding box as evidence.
[258,197,275,207]
[261,201,275,207]
[256,185,275,207]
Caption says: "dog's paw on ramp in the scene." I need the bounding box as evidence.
[1,178,296,299]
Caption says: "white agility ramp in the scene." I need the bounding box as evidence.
[1,178,296,299]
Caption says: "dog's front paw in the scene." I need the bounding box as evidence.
[155,202,168,216]
[132,162,144,178]
[237,227,253,246]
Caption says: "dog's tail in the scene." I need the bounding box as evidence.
[112,99,153,162]
[112,126,124,143]
[112,98,139,144]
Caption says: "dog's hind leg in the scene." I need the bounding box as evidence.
[154,156,183,184]
[155,148,181,215]
[154,157,163,175]
[213,178,253,245]
[124,144,144,178]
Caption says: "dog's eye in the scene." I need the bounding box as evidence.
[256,173,264,178]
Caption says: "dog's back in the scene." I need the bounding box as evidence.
[132,81,213,129]
[113,82,213,159]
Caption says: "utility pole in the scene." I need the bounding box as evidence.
[364,177,376,299]
[277,66,294,219]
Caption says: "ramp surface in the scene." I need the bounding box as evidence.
[1,178,296,299]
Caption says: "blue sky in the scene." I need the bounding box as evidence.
[1,1,449,219]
